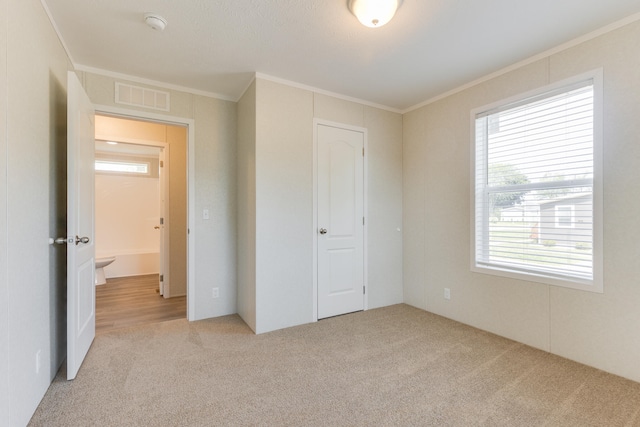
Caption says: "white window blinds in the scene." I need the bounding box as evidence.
[474,78,600,289]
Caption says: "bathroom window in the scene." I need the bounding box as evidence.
[471,70,603,293]
[95,160,150,175]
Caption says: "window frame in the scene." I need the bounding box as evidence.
[95,159,151,176]
[555,205,575,229]
[470,69,603,293]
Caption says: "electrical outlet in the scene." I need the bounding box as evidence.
[36,349,41,374]
[203,209,210,220]
[444,288,451,300]
[212,287,219,298]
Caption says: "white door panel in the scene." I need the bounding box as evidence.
[67,71,96,380]
[76,258,94,326]
[159,147,167,295]
[329,142,356,236]
[328,248,356,294]
[317,124,364,319]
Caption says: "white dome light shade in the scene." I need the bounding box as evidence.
[348,0,401,28]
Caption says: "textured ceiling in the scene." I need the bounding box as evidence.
[42,0,640,111]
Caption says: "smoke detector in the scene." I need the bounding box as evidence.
[144,13,167,31]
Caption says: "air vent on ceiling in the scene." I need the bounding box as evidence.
[115,82,170,111]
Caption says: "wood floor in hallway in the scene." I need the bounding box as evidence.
[96,274,186,334]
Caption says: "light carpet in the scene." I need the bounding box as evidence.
[29,304,640,426]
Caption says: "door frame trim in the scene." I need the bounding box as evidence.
[312,119,368,321]
[93,104,196,321]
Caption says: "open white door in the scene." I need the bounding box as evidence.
[66,72,96,380]
[158,146,169,295]
[317,124,365,319]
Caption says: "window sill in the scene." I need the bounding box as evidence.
[471,263,603,293]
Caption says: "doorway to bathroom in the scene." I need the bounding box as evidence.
[93,114,188,332]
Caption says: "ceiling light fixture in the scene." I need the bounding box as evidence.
[348,0,402,28]
[144,13,167,31]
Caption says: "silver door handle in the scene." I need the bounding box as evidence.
[75,235,90,245]
[319,228,327,235]
[52,236,89,245]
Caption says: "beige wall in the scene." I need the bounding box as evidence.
[3,0,71,424]
[255,79,314,333]
[403,19,640,382]
[83,73,238,318]
[94,149,161,278]
[237,81,257,331]
[95,172,160,253]
[0,0,8,422]
[238,78,403,334]
[192,93,237,317]
[95,116,187,296]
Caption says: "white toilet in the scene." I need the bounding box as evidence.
[95,256,116,285]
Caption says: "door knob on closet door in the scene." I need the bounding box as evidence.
[319,228,327,235]
[75,235,90,245]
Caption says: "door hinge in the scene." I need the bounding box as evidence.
[160,217,164,225]
[160,274,164,282]
[160,160,164,167]
[363,286,366,295]
[363,217,365,225]
[362,147,364,156]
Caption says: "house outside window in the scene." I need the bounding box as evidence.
[472,70,603,292]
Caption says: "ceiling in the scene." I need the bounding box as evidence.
[42,0,640,111]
